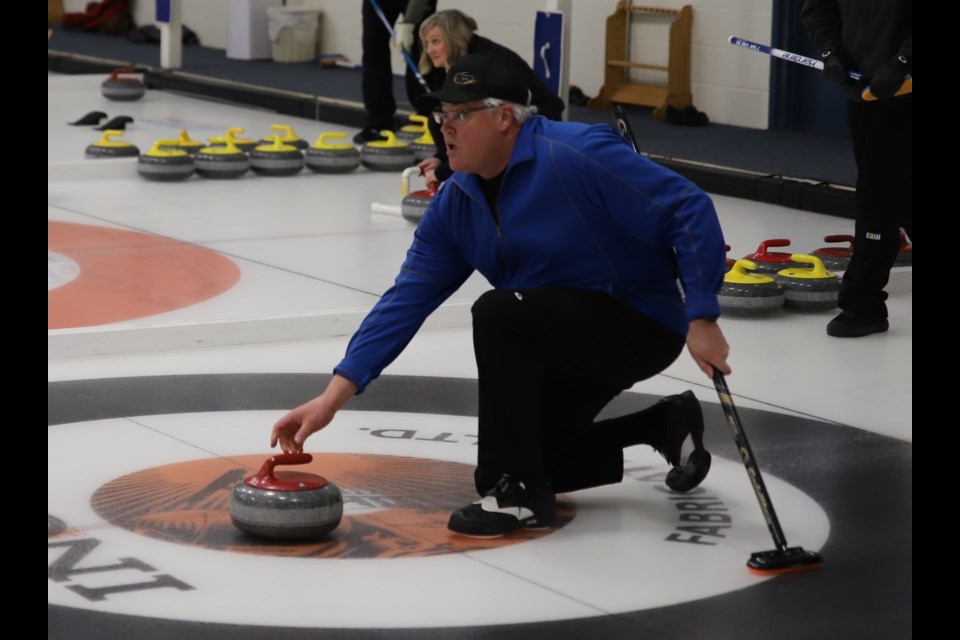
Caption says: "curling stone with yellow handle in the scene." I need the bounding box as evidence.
[396,113,429,142]
[85,130,139,159]
[774,254,840,311]
[407,115,436,162]
[158,130,206,156]
[193,139,250,179]
[360,130,416,172]
[137,140,194,181]
[258,124,309,150]
[208,127,258,152]
[249,136,304,176]
[719,259,786,316]
[305,132,361,174]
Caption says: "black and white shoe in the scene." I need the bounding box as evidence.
[654,391,712,492]
[448,474,556,537]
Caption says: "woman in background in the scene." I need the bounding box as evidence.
[415,9,565,185]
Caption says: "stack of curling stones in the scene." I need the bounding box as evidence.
[401,115,436,162]
[258,124,309,150]
[719,259,785,316]
[773,253,840,310]
[138,140,194,181]
[230,453,343,540]
[101,67,146,101]
[193,138,249,179]
[360,130,415,172]
[249,136,304,176]
[400,166,438,223]
[811,235,854,272]
[305,132,361,173]
[743,239,808,274]
[85,130,139,159]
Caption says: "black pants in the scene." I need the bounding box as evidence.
[841,94,912,319]
[360,0,436,131]
[471,288,686,495]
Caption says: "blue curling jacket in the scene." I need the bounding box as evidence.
[335,116,726,393]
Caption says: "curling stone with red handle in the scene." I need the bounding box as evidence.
[811,235,854,272]
[724,244,736,271]
[101,67,145,101]
[895,228,912,266]
[399,166,438,223]
[774,254,840,311]
[230,453,343,540]
[743,239,808,274]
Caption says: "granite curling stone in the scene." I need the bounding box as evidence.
[305,132,361,174]
[774,254,840,311]
[230,453,343,540]
[249,137,304,176]
[85,130,139,159]
[208,127,258,152]
[811,235,854,272]
[718,259,786,316]
[158,130,206,156]
[258,124,309,150]
[101,67,145,101]
[400,166,438,223]
[396,114,428,142]
[137,140,194,181]
[407,115,436,162]
[743,239,808,274]
[193,139,250,179]
[360,130,416,172]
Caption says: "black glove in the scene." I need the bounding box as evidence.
[868,54,911,100]
[821,48,853,86]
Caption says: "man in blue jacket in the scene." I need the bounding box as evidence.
[272,55,731,537]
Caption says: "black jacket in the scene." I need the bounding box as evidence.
[801,0,912,75]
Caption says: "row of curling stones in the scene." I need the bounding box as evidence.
[230,453,343,541]
[138,132,361,180]
[719,254,839,315]
[101,67,145,101]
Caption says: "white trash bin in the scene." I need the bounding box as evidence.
[266,6,320,63]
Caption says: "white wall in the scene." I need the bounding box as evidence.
[65,0,774,129]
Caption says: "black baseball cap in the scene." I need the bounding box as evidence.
[416,54,532,112]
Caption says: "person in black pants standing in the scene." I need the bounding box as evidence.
[802,0,912,337]
[354,0,437,144]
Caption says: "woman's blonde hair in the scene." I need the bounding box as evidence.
[418,10,478,75]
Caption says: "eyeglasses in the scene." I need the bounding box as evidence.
[431,105,493,125]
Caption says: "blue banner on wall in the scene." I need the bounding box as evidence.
[533,11,563,97]
[156,0,171,23]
